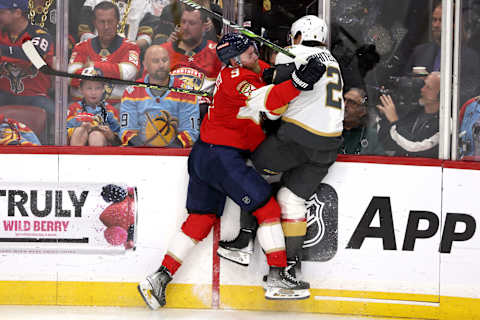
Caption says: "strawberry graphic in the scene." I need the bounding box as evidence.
[99,197,135,230]
[104,226,128,246]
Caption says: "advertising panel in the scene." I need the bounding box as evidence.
[0,182,137,254]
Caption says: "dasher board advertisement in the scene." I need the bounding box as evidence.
[0,183,137,254]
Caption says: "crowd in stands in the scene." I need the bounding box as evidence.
[0,0,479,160]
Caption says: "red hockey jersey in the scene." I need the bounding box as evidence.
[200,60,300,151]
[0,24,54,96]
[68,35,140,104]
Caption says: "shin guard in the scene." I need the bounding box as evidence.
[253,197,287,267]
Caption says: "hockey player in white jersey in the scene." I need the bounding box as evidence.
[217,16,344,288]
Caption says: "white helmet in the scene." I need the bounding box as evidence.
[290,15,328,45]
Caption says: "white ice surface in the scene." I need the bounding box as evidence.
[0,306,420,320]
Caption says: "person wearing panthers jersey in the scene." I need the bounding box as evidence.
[66,67,121,146]
[120,45,199,147]
[217,16,344,282]
[0,0,55,144]
[27,0,85,55]
[78,0,156,50]
[160,6,222,117]
[0,114,41,146]
[137,33,326,309]
[69,1,140,106]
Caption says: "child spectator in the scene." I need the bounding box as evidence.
[66,67,120,146]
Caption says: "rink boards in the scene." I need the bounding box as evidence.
[0,149,479,319]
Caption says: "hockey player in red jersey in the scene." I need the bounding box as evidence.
[69,1,140,105]
[137,32,327,309]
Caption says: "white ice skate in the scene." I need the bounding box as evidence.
[264,265,310,300]
[137,266,172,310]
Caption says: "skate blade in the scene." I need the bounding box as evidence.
[217,247,250,266]
[137,280,161,310]
[265,287,310,300]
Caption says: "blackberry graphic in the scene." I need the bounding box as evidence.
[101,184,127,203]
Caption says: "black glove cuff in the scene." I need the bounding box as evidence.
[292,71,313,90]
[263,67,276,84]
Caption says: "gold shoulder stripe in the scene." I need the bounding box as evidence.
[282,117,342,137]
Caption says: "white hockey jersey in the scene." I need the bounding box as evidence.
[275,44,345,137]
[82,0,154,43]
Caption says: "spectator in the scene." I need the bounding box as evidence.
[404,1,480,104]
[157,0,222,44]
[340,88,384,155]
[66,67,120,146]
[0,0,55,144]
[120,45,199,147]
[340,88,368,154]
[68,1,141,106]
[160,5,222,118]
[28,0,85,54]
[376,72,441,158]
[0,114,41,146]
[458,95,480,159]
[78,0,156,50]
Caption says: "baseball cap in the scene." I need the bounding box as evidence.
[0,0,28,11]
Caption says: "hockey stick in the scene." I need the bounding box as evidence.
[21,40,212,97]
[178,0,305,63]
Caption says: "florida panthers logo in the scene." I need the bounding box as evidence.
[0,62,38,94]
[304,194,326,248]
[171,67,205,91]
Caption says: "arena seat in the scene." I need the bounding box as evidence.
[0,105,47,137]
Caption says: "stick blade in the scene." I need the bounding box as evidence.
[22,40,47,70]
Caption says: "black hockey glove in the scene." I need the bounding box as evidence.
[291,56,326,91]
[262,67,276,84]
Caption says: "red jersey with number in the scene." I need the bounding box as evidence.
[69,35,140,104]
[0,24,54,96]
[200,60,300,151]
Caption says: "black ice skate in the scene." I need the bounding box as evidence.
[262,257,302,290]
[217,228,254,266]
[137,266,172,310]
[264,266,310,300]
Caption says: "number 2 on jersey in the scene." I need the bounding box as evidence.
[326,66,343,109]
